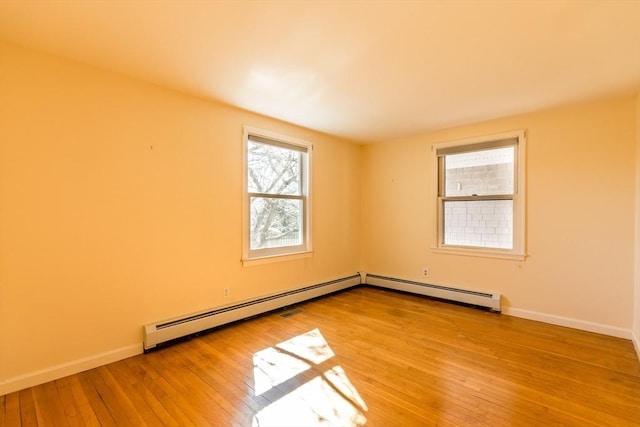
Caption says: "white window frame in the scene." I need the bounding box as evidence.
[431,130,526,260]
[242,126,313,266]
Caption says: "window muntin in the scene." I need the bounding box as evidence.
[434,132,525,258]
[243,127,311,262]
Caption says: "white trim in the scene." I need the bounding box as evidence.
[0,344,142,396]
[432,247,527,261]
[242,250,313,266]
[633,330,640,361]
[503,307,632,339]
[433,130,524,151]
[431,129,526,259]
[243,125,311,151]
[242,125,313,263]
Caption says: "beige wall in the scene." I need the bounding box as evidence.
[362,96,637,330]
[0,42,362,387]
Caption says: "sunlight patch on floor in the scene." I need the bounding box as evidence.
[252,329,367,426]
[253,328,334,395]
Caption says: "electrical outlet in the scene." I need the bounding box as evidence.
[422,267,429,278]
[224,287,229,298]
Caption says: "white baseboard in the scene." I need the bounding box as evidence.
[0,343,142,396]
[503,307,632,339]
[632,330,640,361]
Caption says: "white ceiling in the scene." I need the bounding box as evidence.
[1,1,639,143]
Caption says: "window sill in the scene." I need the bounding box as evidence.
[432,246,526,261]
[242,251,313,267]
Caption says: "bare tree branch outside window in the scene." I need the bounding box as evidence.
[248,141,304,250]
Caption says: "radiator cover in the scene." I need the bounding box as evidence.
[364,273,501,312]
[143,274,361,351]
[143,272,500,351]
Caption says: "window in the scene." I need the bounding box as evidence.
[433,130,526,259]
[243,126,312,263]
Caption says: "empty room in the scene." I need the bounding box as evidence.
[1,1,639,426]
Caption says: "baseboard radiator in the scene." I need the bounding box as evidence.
[143,274,361,351]
[363,273,501,312]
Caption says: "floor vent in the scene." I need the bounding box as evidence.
[280,308,303,318]
[143,274,361,351]
[364,273,501,312]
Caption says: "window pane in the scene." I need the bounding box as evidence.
[444,147,514,196]
[250,197,303,250]
[248,141,301,195]
[443,200,513,249]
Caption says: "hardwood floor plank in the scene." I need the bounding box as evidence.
[104,361,174,426]
[174,340,271,413]
[31,382,69,427]
[55,376,100,427]
[17,389,38,427]
[140,349,226,425]
[2,393,21,427]
[122,357,201,425]
[75,368,119,426]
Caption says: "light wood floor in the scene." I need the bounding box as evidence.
[2,286,640,426]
